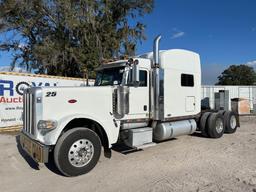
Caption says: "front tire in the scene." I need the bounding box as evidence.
[54,128,101,177]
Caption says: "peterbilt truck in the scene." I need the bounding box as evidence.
[19,35,239,176]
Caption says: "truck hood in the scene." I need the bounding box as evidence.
[39,86,114,121]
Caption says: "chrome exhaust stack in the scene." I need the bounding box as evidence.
[152,35,164,121]
[153,35,161,68]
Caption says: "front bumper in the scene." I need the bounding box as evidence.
[19,132,49,163]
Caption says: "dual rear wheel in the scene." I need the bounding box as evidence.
[224,111,238,133]
[200,111,238,138]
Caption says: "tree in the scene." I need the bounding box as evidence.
[216,65,256,85]
[0,0,154,78]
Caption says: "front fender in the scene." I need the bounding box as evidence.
[39,113,120,147]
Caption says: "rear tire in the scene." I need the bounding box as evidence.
[54,128,101,177]
[224,111,238,134]
[199,112,211,137]
[207,113,224,138]
[217,110,225,115]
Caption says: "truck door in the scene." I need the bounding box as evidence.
[125,69,149,119]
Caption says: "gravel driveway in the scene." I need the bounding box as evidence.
[0,116,256,192]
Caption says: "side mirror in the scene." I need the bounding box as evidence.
[132,59,139,86]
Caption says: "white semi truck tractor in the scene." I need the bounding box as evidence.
[19,35,239,176]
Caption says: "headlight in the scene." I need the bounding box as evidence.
[37,120,57,130]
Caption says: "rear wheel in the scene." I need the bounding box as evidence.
[217,110,225,115]
[199,112,211,137]
[207,113,224,138]
[224,111,238,134]
[54,128,101,177]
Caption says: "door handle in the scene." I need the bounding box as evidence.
[143,105,147,111]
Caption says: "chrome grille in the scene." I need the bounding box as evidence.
[23,90,35,135]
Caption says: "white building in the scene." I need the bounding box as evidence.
[201,85,256,112]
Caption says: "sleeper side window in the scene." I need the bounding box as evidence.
[181,74,194,87]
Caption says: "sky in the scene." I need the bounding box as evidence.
[0,0,256,84]
[134,0,256,84]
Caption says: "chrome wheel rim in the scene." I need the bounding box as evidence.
[68,139,94,167]
[230,115,237,129]
[216,118,224,134]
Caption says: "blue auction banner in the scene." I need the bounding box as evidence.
[0,72,88,128]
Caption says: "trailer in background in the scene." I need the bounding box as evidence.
[201,85,256,114]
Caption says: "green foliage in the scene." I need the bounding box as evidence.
[0,0,154,77]
[216,65,256,85]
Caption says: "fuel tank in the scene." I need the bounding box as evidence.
[153,119,197,141]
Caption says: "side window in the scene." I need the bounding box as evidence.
[127,70,148,87]
[181,74,194,87]
[139,70,147,87]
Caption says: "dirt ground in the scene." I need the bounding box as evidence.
[0,116,256,192]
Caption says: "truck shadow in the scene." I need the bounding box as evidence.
[112,143,143,154]
[154,138,177,143]
[16,134,63,175]
[112,139,180,154]
[191,131,208,138]
[44,154,63,176]
[15,135,40,170]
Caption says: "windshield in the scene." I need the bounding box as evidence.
[95,67,125,86]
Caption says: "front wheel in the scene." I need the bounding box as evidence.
[54,128,101,176]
